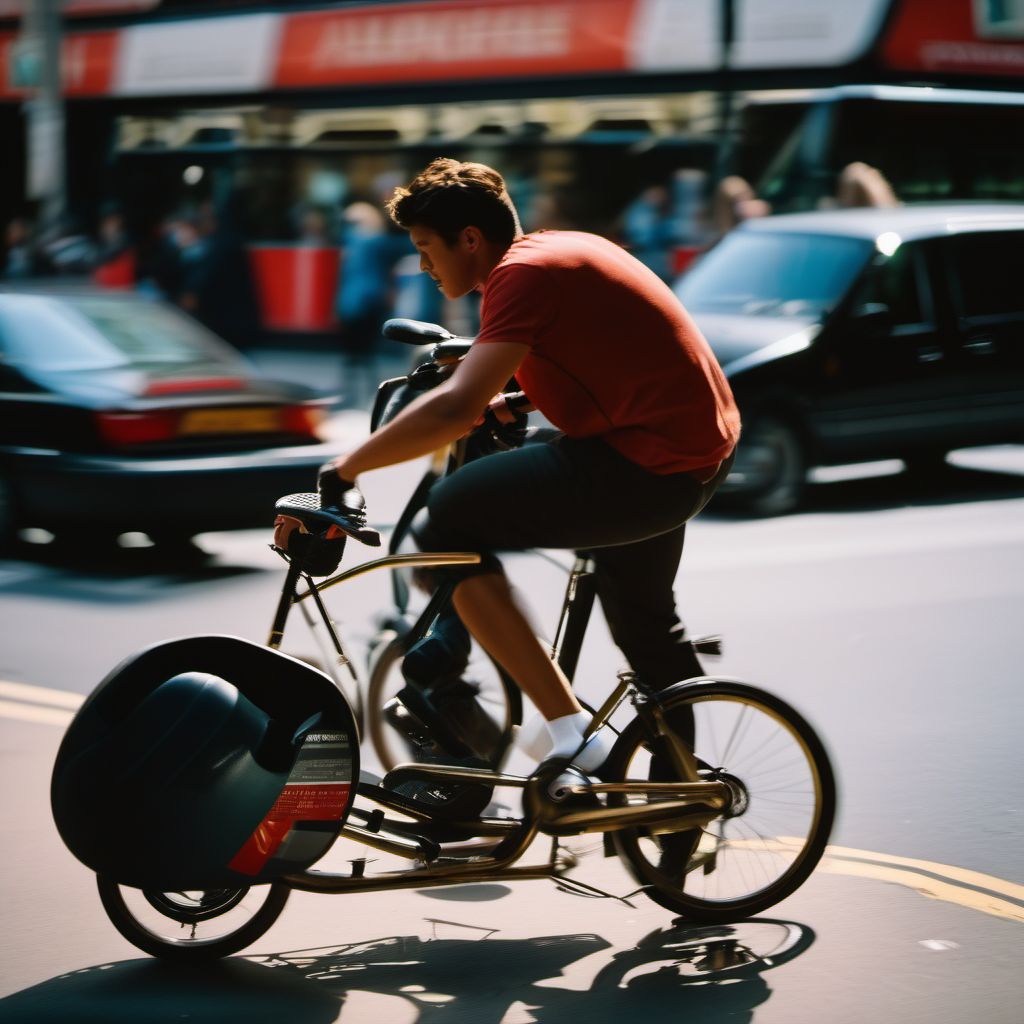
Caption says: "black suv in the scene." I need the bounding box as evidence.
[675,205,1024,514]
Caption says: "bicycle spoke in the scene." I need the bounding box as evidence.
[616,683,832,918]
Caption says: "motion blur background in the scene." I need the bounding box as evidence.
[3,0,1022,346]
[1,0,1023,545]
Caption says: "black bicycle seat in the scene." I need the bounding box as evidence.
[382,318,454,344]
[275,492,382,547]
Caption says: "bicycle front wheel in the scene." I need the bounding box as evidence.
[608,678,835,923]
[97,876,290,962]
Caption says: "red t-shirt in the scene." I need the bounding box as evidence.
[474,231,740,475]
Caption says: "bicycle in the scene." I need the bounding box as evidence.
[57,321,836,963]
[278,319,724,775]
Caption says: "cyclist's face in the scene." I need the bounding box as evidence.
[410,225,480,299]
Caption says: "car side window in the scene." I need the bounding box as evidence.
[948,231,1022,321]
[855,242,932,329]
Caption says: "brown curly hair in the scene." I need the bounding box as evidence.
[386,158,521,247]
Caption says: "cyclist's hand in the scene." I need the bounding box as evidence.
[487,393,526,425]
[317,461,365,516]
[466,394,530,458]
[471,393,529,430]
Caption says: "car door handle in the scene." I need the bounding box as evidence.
[965,336,995,355]
[916,346,944,363]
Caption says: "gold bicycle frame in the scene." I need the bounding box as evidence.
[265,425,731,896]
[275,668,729,896]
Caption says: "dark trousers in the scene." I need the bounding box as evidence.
[415,435,732,691]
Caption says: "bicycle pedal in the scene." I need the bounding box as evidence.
[383,696,435,745]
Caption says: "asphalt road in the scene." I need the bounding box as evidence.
[1,439,1022,1023]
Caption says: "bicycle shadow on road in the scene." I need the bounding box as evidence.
[0,918,813,1024]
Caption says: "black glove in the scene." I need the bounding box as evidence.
[317,462,365,519]
[465,404,529,461]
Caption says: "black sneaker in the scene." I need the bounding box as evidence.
[431,679,503,761]
[395,684,474,758]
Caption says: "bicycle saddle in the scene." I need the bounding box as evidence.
[275,492,382,547]
[383,318,472,362]
[382,318,454,344]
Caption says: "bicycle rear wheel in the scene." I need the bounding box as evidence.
[365,632,520,771]
[608,678,835,923]
[97,876,290,962]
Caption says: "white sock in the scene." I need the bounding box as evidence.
[545,711,590,760]
[545,711,615,773]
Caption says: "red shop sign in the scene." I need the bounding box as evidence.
[881,0,1024,77]
[274,0,638,88]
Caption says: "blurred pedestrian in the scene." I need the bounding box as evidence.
[335,200,404,401]
[835,162,900,208]
[36,216,97,276]
[621,184,675,281]
[295,205,334,247]
[711,175,770,239]
[179,198,261,347]
[2,217,39,279]
[135,209,192,301]
[92,203,137,289]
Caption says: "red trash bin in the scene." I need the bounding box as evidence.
[248,245,340,332]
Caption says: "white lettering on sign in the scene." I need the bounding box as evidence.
[312,7,573,69]
[922,40,1024,70]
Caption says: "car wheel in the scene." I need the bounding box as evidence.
[901,449,949,478]
[731,415,807,517]
[146,530,209,562]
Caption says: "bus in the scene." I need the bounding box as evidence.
[730,85,1024,213]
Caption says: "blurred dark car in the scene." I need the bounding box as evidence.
[675,205,1024,514]
[0,287,338,549]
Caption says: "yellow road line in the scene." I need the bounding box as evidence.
[821,841,1024,903]
[728,837,1023,923]
[0,698,74,728]
[0,680,85,710]
[815,855,1024,924]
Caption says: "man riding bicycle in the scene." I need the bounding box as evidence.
[319,158,740,791]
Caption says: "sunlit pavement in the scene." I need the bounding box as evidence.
[0,712,1021,1024]
[1,434,1022,1022]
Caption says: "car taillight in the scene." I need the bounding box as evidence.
[96,411,179,446]
[280,404,328,438]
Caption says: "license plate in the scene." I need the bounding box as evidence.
[179,407,281,435]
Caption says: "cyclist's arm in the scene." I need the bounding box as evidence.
[329,341,529,481]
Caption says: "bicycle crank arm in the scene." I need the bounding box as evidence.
[555,780,731,805]
[541,799,722,836]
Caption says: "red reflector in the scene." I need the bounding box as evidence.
[143,377,246,396]
[96,411,178,445]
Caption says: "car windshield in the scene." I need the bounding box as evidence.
[0,294,246,373]
[675,230,872,318]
